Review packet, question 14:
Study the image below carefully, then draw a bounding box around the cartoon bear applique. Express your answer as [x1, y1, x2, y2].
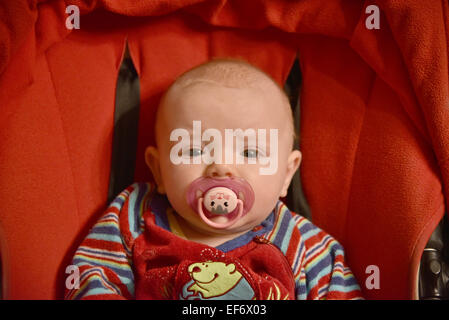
[180, 261, 255, 300]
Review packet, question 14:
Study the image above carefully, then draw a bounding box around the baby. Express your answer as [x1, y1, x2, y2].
[65, 59, 362, 300]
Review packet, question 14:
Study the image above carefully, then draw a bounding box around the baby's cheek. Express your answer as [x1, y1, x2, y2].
[250, 177, 282, 205]
[164, 161, 201, 183]
[251, 168, 284, 191]
[163, 164, 204, 201]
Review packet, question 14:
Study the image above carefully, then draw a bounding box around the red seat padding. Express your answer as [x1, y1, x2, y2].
[0, 0, 447, 299]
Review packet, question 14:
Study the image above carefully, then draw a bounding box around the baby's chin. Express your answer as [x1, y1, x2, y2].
[182, 209, 264, 236]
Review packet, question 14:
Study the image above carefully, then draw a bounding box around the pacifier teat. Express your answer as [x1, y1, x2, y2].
[203, 187, 238, 215]
[185, 177, 255, 229]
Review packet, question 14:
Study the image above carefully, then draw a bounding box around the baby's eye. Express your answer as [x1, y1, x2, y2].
[242, 149, 258, 158]
[187, 148, 202, 157]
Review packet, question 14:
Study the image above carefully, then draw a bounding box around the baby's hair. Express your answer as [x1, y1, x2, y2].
[157, 58, 297, 148]
[174, 58, 279, 89]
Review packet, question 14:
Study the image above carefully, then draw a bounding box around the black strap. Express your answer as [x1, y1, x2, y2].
[284, 57, 311, 220]
[108, 45, 140, 203]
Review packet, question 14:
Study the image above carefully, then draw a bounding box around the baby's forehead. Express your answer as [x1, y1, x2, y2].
[168, 79, 279, 108]
[164, 62, 288, 114]
[155, 60, 295, 145]
[164, 80, 288, 126]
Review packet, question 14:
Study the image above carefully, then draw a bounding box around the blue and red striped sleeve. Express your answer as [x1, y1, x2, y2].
[264, 203, 362, 300]
[292, 215, 363, 300]
[64, 183, 154, 300]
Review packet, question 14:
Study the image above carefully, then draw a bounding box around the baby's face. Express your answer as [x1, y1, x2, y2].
[146, 80, 301, 235]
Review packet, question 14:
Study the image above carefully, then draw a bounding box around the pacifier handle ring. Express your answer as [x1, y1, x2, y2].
[197, 197, 244, 229]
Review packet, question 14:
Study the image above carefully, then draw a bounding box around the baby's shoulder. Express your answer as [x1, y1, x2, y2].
[105, 182, 157, 242]
[293, 213, 342, 246]
[290, 215, 348, 278]
[108, 182, 156, 216]
[268, 204, 346, 265]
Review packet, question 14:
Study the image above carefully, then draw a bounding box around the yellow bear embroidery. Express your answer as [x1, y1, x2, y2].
[186, 261, 243, 298]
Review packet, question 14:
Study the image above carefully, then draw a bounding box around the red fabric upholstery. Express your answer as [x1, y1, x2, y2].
[0, 0, 447, 299]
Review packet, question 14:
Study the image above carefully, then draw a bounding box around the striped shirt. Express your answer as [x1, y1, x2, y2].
[65, 182, 362, 300]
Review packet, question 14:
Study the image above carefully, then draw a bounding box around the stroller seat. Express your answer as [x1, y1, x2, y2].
[0, 0, 448, 299]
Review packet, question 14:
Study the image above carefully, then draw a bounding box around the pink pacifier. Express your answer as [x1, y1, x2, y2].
[186, 177, 255, 229]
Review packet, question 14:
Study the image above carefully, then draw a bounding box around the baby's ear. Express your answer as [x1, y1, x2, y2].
[145, 146, 165, 194]
[280, 150, 302, 198]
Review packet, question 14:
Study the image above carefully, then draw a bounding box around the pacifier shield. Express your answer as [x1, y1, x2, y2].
[185, 177, 255, 229]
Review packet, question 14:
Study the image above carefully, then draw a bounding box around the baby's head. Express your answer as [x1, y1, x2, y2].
[145, 59, 301, 236]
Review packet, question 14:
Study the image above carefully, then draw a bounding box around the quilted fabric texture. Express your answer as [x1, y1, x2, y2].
[0, 0, 447, 299]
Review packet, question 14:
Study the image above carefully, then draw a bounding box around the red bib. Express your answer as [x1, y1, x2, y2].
[133, 212, 295, 300]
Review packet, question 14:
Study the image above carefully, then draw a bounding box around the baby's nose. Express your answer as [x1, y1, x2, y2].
[206, 164, 234, 178]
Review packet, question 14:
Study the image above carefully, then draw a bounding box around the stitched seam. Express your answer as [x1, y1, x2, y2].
[443, 0, 449, 93]
[341, 72, 376, 245]
[441, 0, 449, 166]
[44, 50, 82, 228]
